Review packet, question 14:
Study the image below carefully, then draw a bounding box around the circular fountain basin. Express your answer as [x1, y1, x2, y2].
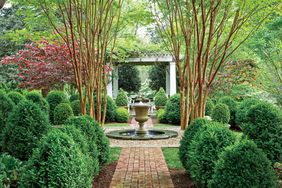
[106, 129, 178, 140]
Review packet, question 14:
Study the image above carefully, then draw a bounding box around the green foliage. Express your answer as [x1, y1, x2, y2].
[115, 107, 129, 123]
[157, 109, 167, 123]
[205, 99, 214, 116]
[162, 148, 183, 169]
[65, 116, 110, 166]
[218, 96, 238, 126]
[2, 100, 50, 160]
[69, 93, 80, 102]
[236, 98, 262, 125]
[95, 96, 117, 122]
[7, 91, 24, 105]
[148, 64, 166, 91]
[179, 118, 209, 170]
[0, 153, 23, 188]
[209, 139, 279, 188]
[187, 122, 236, 187]
[165, 94, 181, 124]
[54, 103, 74, 125]
[47, 90, 69, 124]
[59, 125, 99, 177]
[116, 89, 128, 106]
[154, 87, 167, 106]
[118, 64, 141, 93]
[71, 100, 81, 116]
[0, 90, 14, 145]
[242, 103, 282, 163]
[212, 103, 230, 124]
[108, 147, 122, 164]
[25, 91, 49, 113]
[19, 129, 92, 188]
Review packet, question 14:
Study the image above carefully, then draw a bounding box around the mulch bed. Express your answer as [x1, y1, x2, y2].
[92, 162, 117, 188]
[169, 169, 196, 188]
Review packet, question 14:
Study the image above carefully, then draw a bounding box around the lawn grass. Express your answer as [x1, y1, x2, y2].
[108, 147, 122, 164]
[104, 123, 129, 128]
[154, 123, 180, 128]
[162, 147, 183, 169]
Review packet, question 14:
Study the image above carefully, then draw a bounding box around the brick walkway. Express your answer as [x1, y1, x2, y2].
[110, 147, 174, 188]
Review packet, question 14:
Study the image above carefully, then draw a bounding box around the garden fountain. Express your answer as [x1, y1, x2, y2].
[106, 102, 178, 140]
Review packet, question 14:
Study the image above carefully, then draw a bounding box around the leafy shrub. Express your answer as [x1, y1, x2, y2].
[116, 89, 128, 106]
[236, 98, 261, 125]
[70, 93, 80, 102]
[116, 107, 129, 123]
[157, 109, 167, 123]
[187, 122, 236, 187]
[47, 90, 69, 124]
[65, 116, 109, 166]
[19, 130, 92, 188]
[218, 96, 238, 126]
[165, 94, 181, 124]
[179, 118, 209, 170]
[7, 91, 24, 105]
[0, 90, 14, 146]
[71, 100, 81, 116]
[25, 91, 49, 113]
[54, 103, 74, 125]
[242, 103, 282, 163]
[59, 125, 99, 176]
[0, 153, 23, 188]
[205, 99, 214, 116]
[94, 95, 117, 122]
[212, 103, 230, 124]
[209, 139, 279, 188]
[2, 100, 50, 160]
[154, 87, 167, 106]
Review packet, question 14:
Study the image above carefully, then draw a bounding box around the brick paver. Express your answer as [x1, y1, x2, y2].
[110, 147, 174, 188]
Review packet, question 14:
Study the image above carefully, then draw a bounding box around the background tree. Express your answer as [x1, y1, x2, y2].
[148, 64, 166, 91]
[118, 64, 141, 93]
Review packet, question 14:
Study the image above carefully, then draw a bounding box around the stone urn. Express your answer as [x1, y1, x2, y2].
[132, 102, 150, 135]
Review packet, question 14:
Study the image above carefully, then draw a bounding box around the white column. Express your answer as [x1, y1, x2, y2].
[112, 66, 119, 99]
[166, 64, 170, 96]
[107, 70, 113, 98]
[169, 62, 177, 96]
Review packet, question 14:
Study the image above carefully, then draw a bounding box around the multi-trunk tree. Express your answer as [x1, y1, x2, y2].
[152, 0, 278, 130]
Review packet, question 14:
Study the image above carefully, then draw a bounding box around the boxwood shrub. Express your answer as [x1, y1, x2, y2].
[242, 103, 282, 163]
[212, 103, 230, 124]
[94, 95, 117, 122]
[154, 87, 167, 107]
[59, 125, 99, 176]
[116, 107, 129, 123]
[179, 118, 209, 170]
[2, 100, 50, 160]
[0, 153, 23, 188]
[47, 91, 69, 124]
[205, 99, 214, 116]
[187, 122, 236, 187]
[218, 96, 237, 126]
[157, 109, 167, 123]
[165, 94, 181, 124]
[25, 91, 49, 114]
[116, 89, 128, 106]
[65, 116, 109, 166]
[236, 98, 262, 125]
[7, 91, 24, 105]
[209, 139, 278, 188]
[70, 93, 80, 102]
[19, 130, 92, 188]
[54, 103, 74, 125]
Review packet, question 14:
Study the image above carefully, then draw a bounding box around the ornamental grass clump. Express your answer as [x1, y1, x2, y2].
[209, 139, 279, 188]
[2, 100, 50, 160]
[179, 118, 209, 170]
[115, 107, 129, 123]
[242, 103, 282, 163]
[19, 130, 92, 188]
[212, 103, 230, 124]
[7, 91, 24, 105]
[116, 89, 128, 107]
[54, 103, 73, 125]
[187, 122, 236, 187]
[154, 87, 167, 107]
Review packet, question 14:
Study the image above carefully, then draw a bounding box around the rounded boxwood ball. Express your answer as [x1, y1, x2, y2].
[25, 91, 49, 114]
[47, 91, 69, 124]
[19, 129, 92, 188]
[209, 139, 279, 188]
[218, 96, 237, 126]
[54, 103, 73, 125]
[236, 98, 261, 125]
[179, 118, 209, 170]
[116, 89, 128, 106]
[7, 91, 24, 105]
[2, 100, 50, 160]
[187, 122, 236, 187]
[165, 94, 181, 124]
[205, 99, 214, 116]
[116, 107, 129, 123]
[69, 93, 80, 102]
[212, 103, 230, 124]
[157, 109, 167, 123]
[154, 87, 167, 107]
